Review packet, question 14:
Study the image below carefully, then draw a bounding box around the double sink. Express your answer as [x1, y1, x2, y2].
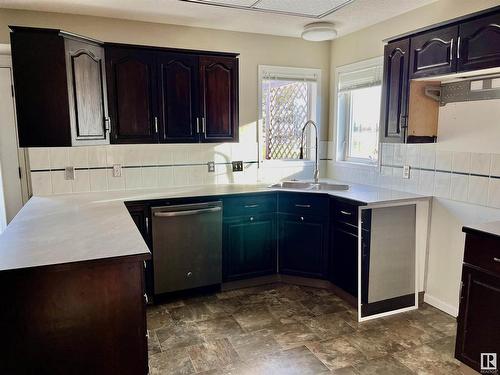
[270, 181, 350, 191]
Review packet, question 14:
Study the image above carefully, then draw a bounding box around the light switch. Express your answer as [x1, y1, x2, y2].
[403, 165, 411, 179]
[64, 166, 75, 180]
[207, 161, 215, 173]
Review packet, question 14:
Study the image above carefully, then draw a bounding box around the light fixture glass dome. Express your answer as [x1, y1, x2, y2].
[301, 22, 338, 41]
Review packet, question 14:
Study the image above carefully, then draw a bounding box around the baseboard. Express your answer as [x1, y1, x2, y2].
[424, 293, 459, 317]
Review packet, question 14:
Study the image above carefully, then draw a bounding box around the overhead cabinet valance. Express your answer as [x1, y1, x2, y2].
[9, 27, 239, 147]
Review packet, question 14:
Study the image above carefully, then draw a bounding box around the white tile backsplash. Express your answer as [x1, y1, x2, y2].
[72, 169, 90, 193]
[124, 168, 142, 190]
[491, 154, 500, 177]
[49, 148, 70, 169]
[450, 174, 469, 202]
[90, 169, 108, 192]
[468, 176, 489, 206]
[69, 147, 88, 168]
[470, 152, 491, 176]
[451, 152, 470, 173]
[31, 171, 52, 195]
[433, 172, 451, 198]
[488, 179, 500, 208]
[51, 171, 72, 194]
[28, 148, 50, 170]
[435, 150, 452, 171]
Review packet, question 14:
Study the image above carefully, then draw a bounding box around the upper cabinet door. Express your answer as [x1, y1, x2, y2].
[409, 26, 458, 79]
[458, 13, 500, 72]
[380, 39, 410, 143]
[158, 53, 199, 143]
[106, 47, 158, 144]
[199, 56, 239, 143]
[65, 39, 109, 145]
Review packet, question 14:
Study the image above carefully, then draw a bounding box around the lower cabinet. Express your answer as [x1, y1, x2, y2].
[455, 230, 500, 372]
[278, 213, 329, 279]
[223, 213, 277, 282]
[330, 224, 358, 297]
[456, 265, 500, 371]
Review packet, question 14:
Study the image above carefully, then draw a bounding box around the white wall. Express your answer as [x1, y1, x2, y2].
[327, 0, 500, 316]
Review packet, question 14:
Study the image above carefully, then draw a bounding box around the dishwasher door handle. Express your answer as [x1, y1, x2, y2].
[153, 206, 222, 218]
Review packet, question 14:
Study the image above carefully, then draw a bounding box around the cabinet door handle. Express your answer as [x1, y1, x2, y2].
[449, 38, 454, 61]
[202, 117, 206, 134]
[457, 36, 461, 59]
[244, 204, 259, 208]
[144, 293, 148, 304]
[494, 257, 500, 263]
[196, 117, 200, 134]
[154, 117, 158, 133]
[340, 210, 352, 216]
[295, 204, 311, 208]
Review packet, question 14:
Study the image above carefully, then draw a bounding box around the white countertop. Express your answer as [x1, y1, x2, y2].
[0, 180, 428, 272]
[463, 220, 500, 238]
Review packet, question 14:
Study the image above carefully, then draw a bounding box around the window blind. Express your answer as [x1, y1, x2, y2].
[338, 65, 382, 92]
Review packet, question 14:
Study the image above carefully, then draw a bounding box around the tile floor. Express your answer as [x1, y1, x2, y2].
[147, 283, 463, 374]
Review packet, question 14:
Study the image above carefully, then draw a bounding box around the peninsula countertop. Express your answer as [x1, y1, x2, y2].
[0, 180, 429, 272]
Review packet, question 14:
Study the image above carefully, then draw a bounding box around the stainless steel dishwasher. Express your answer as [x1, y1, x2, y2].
[151, 201, 222, 294]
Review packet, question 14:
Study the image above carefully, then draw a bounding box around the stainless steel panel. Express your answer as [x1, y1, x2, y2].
[152, 202, 222, 294]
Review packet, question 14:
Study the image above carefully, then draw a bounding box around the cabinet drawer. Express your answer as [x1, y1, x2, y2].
[223, 193, 276, 217]
[333, 200, 359, 226]
[278, 192, 329, 217]
[464, 234, 500, 275]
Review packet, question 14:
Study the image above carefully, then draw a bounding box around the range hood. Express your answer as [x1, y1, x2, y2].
[417, 68, 500, 106]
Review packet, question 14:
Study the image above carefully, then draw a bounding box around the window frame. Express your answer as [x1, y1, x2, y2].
[257, 65, 322, 164]
[334, 56, 383, 167]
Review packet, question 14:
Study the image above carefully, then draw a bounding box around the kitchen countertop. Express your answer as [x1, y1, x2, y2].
[0, 180, 429, 272]
[463, 221, 500, 239]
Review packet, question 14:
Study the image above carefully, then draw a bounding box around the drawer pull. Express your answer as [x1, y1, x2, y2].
[244, 204, 259, 208]
[300, 216, 304, 221]
[494, 257, 500, 263]
[340, 210, 352, 216]
[250, 216, 254, 221]
[295, 204, 311, 208]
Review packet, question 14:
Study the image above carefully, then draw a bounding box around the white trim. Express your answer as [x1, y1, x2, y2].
[333, 56, 383, 166]
[424, 293, 459, 317]
[257, 65, 322, 165]
[357, 199, 427, 322]
[0, 44, 11, 56]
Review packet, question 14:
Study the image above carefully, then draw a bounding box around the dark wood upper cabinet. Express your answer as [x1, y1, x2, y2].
[65, 39, 109, 145]
[380, 39, 410, 143]
[158, 53, 200, 143]
[10, 26, 109, 147]
[199, 56, 239, 143]
[106, 47, 158, 144]
[409, 26, 458, 79]
[458, 12, 500, 72]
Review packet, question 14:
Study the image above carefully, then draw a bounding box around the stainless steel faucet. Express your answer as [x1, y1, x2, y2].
[299, 120, 319, 184]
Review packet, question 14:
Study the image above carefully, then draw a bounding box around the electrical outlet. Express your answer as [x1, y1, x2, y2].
[232, 161, 243, 172]
[403, 165, 411, 179]
[64, 166, 75, 180]
[113, 164, 122, 177]
[207, 161, 215, 173]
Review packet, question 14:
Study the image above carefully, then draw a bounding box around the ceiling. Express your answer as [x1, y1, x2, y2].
[0, 0, 438, 38]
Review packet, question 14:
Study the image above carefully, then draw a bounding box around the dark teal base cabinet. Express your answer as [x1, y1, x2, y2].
[223, 213, 277, 282]
[331, 224, 358, 297]
[278, 213, 329, 279]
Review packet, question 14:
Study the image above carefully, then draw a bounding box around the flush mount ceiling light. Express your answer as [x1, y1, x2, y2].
[301, 22, 338, 41]
[180, 0, 355, 19]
